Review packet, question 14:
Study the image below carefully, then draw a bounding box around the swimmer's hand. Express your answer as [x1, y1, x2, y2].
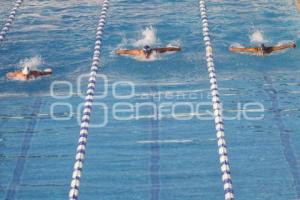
[287, 42, 296, 48]
[291, 42, 296, 48]
[6, 72, 14, 79]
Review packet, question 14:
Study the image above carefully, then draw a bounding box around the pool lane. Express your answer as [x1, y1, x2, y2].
[206, 0, 300, 199]
[264, 74, 300, 198]
[5, 98, 43, 200]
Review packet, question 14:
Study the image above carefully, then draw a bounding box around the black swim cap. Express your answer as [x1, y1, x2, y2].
[261, 43, 266, 48]
[143, 45, 151, 54]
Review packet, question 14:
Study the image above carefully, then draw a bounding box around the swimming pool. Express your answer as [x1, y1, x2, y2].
[1, 0, 300, 199]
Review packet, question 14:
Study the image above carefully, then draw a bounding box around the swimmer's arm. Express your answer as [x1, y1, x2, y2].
[115, 49, 143, 56]
[31, 70, 52, 77]
[39, 71, 52, 76]
[229, 46, 259, 53]
[153, 47, 181, 53]
[6, 71, 17, 77]
[296, 0, 300, 11]
[6, 71, 27, 80]
[270, 43, 296, 52]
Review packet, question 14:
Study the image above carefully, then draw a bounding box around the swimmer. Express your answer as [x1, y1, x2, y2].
[229, 42, 296, 56]
[6, 66, 52, 81]
[115, 45, 181, 59]
[296, 0, 300, 11]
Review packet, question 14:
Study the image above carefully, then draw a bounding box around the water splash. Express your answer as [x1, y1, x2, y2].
[19, 55, 43, 71]
[133, 26, 159, 47]
[230, 42, 244, 48]
[276, 40, 294, 46]
[166, 40, 182, 55]
[250, 30, 266, 44]
[166, 40, 181, 48]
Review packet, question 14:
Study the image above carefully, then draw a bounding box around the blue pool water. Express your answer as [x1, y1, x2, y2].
[1, 0, 300, 199]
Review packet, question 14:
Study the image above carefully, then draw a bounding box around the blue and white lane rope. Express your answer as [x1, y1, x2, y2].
[69, 1, 110, 199]
[198, 1, 234, 200]
[0, 0, 24, 43]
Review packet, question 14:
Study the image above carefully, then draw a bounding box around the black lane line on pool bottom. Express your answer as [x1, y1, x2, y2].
[5, 98, 43, 200]
[264, 75, 300, 197]
[0, 118, 8, 193]
[150, 86, 160, 200]
[0, 104, 30, 193]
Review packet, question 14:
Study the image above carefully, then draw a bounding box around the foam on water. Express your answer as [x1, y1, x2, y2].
[165, 40, 182, 55]
[166, 40, 181, 48]
[19, 55, 43, 71]
[276, 40, 295, 46]
[230, 42, 244, 48]
[133, 26, 159, 47]
[250, 30, 267, 44]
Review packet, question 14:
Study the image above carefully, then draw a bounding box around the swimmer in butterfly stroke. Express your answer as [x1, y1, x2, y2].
[6, 66, 52, 81]
[229, 42, 296, 56]
[115, 45, 181, 59]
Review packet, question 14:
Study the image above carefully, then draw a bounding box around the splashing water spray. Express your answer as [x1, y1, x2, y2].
[19, 55, 43, 71]
[250, 30, 266, 44]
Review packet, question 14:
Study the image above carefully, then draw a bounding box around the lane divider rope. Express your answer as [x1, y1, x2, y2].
[198, 1, 234, 200]
[68, 0, 110, 199]
[0, 0, 24, 43]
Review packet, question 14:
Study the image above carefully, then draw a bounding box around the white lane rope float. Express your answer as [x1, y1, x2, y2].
[68, 0, 110, 199]
[198, 1, 234, 200]
[0, 0, 24, 43]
